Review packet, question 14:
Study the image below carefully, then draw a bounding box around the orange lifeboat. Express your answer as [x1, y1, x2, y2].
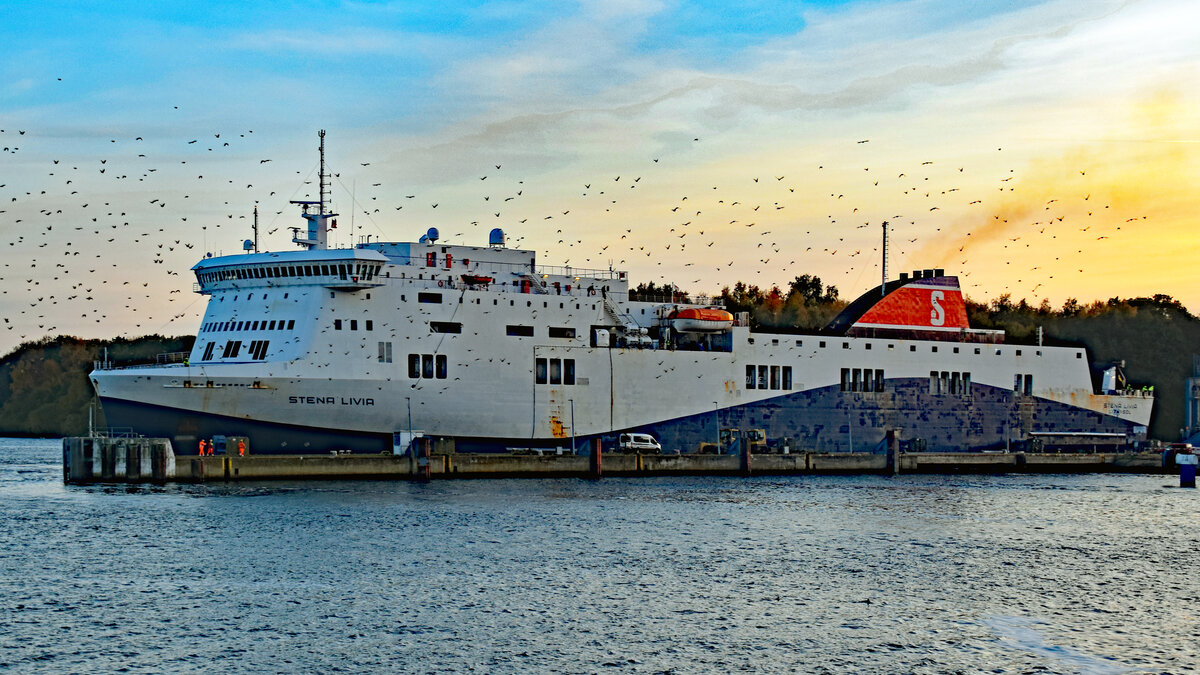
[668, 308, 734, 333]
[460, 274, 494, 286]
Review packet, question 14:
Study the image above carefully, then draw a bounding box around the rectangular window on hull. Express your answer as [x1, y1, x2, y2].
[770, 365, 780, 390]
[223, 340, 241, 359]
[408, 354, 420, 379]
[782, 366, 792, 391]
[564, 359, 576, 385]
[436, 354, 447, 379]
[248, 340, 269, 360]
[875, 369, 885, 392]
[550, 359, 562, 385]
[202, 342, 215, 361]
[535, 358, 547, 385]
[548, 327, 576, 339]
[422, 354, 434, 379]
[507, 325, 534, 337]
[758, 365, 768, 390]
[841, 368, 851, 392]
[431, 322, 462, 334]
[746, 365, 756, 389]
[418, 292, 442, 304]
[378, 342, 392, 363]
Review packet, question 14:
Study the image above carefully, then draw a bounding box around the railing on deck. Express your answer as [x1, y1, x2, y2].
[92, 352, 189, 372]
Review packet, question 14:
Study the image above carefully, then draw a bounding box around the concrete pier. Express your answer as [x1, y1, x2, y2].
[63, 437, 1169, 485]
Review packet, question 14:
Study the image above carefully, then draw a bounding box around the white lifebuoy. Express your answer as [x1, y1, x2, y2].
[437, 280, 444, 287]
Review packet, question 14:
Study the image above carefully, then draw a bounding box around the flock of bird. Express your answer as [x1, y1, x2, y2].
[0, 124, 1143, 352]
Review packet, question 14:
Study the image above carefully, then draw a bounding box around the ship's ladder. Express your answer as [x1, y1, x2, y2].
[602, 295, 640, 329]
[519, 273, 551, 294]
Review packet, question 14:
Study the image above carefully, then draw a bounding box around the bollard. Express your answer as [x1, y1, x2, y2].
[1179, 452, 1197, 488]
[589, 438, 603, 478]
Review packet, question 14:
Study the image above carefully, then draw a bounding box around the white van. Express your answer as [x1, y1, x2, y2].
[618, 433, 662, 454]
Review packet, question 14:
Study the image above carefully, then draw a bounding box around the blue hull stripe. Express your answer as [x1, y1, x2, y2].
[101, 378, 1140, 456]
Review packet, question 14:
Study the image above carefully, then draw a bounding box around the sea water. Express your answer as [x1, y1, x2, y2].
[0, 437, 1195, 673]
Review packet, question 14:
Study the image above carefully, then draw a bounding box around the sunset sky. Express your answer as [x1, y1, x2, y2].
[1, 0, 1198, 353]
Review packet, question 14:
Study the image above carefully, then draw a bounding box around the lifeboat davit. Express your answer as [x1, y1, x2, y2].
[669, 308, 734, 333]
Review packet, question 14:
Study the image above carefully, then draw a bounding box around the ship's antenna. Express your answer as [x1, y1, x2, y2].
[881, 220, 889, 297]
[253, 205, 259, 253]
[318, 129, 328, 215]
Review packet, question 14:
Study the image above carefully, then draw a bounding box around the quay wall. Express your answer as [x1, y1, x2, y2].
[62, 437, 1168, 484]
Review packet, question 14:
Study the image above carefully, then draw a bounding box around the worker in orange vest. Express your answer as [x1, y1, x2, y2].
[237, 439, 245, 457]
[198, 439, 207, 456]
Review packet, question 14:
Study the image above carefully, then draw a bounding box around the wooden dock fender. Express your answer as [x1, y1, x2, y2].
[589, 438, 602, 478]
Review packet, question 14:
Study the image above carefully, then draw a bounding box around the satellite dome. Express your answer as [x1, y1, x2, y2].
[243, 239, 254, 251]
[426, 227, 439, 243]
[489, 228, 506, 248]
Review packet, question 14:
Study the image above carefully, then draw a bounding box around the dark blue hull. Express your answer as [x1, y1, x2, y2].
[101, 378, 1143, 457]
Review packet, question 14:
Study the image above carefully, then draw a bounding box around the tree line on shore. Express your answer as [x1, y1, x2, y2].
[1, 277, 1196, 440]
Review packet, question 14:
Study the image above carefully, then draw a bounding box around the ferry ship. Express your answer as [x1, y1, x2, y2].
[90, 132, 1154, 456]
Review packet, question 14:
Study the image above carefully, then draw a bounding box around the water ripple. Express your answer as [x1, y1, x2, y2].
[1, 438, 1195, 673]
